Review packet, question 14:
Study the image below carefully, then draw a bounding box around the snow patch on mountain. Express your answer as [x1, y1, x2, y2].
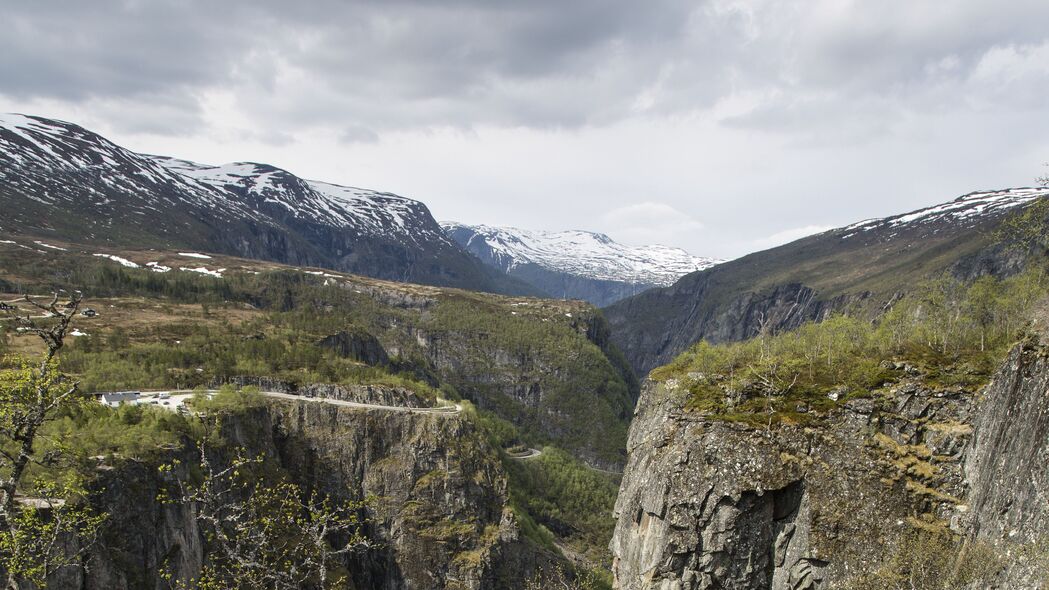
[152, 156, 447, 244]
[443, 223, 720, 286]
[0, 113, 244, 216]
[839, 187, 1049, 237]
[0, 114, 451, 248]
[93, 253, 140, 268]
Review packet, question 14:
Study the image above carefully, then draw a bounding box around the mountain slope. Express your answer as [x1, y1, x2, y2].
[443, 222, 719, 306]
[605, 187, 1049, 377]
[0, 113, 536, 295]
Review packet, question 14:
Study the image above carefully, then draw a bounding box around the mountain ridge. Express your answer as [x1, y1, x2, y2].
[0, 112, 537, 296]
[604, 185, 1049, 377]
[443, 222, 720, 306]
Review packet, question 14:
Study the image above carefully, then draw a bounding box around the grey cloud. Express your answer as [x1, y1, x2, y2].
[339, 125, 380, 144]
[0, 0, 727, 133]
[4, 0, 1049, 140]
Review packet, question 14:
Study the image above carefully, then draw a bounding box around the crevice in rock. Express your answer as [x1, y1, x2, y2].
[768, 479, 824, 590]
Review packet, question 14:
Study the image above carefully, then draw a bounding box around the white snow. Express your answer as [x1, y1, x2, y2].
[33, 241, 67, 251]
[180, 266, 223, 278]
[1, 115, 253, 217]
[146, 262, 171, 273]
[3, 115, 445, 250]
[177, 252, 212, 259]
[69, 329, 89, 337]
[442, 223, 722, 287]
[151, 156, 438, 242]
[93, 253, 140, 268]
[840, 187, 1049, 237]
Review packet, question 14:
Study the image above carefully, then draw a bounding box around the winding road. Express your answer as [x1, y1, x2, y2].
[506, 447, 543, 460]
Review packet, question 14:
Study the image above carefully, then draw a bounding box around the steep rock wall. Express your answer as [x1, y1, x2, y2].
[963, 330, 1049, 588]
[609, 375, 979, 589]
[605, 279, 861, 378]
[611, 326, 1049, 589]
[75, 399, 553, 589]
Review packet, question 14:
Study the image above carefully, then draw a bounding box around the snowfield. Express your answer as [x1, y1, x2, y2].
[443, 223, 721, 287]
[839, 187, 1049, 237]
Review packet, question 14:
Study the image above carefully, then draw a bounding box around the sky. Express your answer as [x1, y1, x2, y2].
[3, 0, 1049, 259]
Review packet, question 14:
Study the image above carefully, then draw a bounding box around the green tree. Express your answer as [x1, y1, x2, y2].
[160, 443, 372, 590]
[525, 564, 607, 590]
[965, 276, 1001, 352]
[0, 293, 106, 588]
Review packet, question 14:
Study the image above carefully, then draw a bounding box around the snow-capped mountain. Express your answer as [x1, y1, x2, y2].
[443, 223, 720, 306]
[0, 113, 532, 295]
[835, 187, 1049, 239]
[151, 157, 448, 246]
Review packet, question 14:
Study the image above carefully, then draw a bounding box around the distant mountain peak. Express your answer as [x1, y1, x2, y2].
[442, 222, 721, 305]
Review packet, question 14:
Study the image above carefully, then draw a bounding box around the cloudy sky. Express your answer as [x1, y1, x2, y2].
[3, 0, 1049, 259]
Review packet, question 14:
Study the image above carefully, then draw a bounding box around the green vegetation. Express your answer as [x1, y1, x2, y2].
[526, 564, 610, 590]
[0, 253, 635, 578]
[842, 530, 1002, 590]
[0, 294, 107, 588]
[60, 312, 440, 397]
[505, 448, 619, 564]
[653, 268, 1049, 426]
[1, 250, 636, 463]
[40, 401, 198, 461]
[427, 294, 634, 465]
[189, 385, 266, 414]
[461, 400, 619, 569]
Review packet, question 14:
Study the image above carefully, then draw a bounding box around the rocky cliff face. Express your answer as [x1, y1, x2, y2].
[610, 331, 1049, 589]
[328, 282, 638, 469]
[963, 321, 1049, 588]
[74, 398, 554, 589]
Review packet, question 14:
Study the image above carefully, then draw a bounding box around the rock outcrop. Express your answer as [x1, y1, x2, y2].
[317, 328, 392, 366]
[74, 397, 555, 589]
[963, 326, 1049, 588]
[609, 335, 1049, 589]
[610, 383, 927, 589]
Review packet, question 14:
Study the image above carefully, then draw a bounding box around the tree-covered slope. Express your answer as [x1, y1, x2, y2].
[0, 238, 636, 468]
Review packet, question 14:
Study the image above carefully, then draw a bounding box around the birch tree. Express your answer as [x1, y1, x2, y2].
[0, 292, 105, 588]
